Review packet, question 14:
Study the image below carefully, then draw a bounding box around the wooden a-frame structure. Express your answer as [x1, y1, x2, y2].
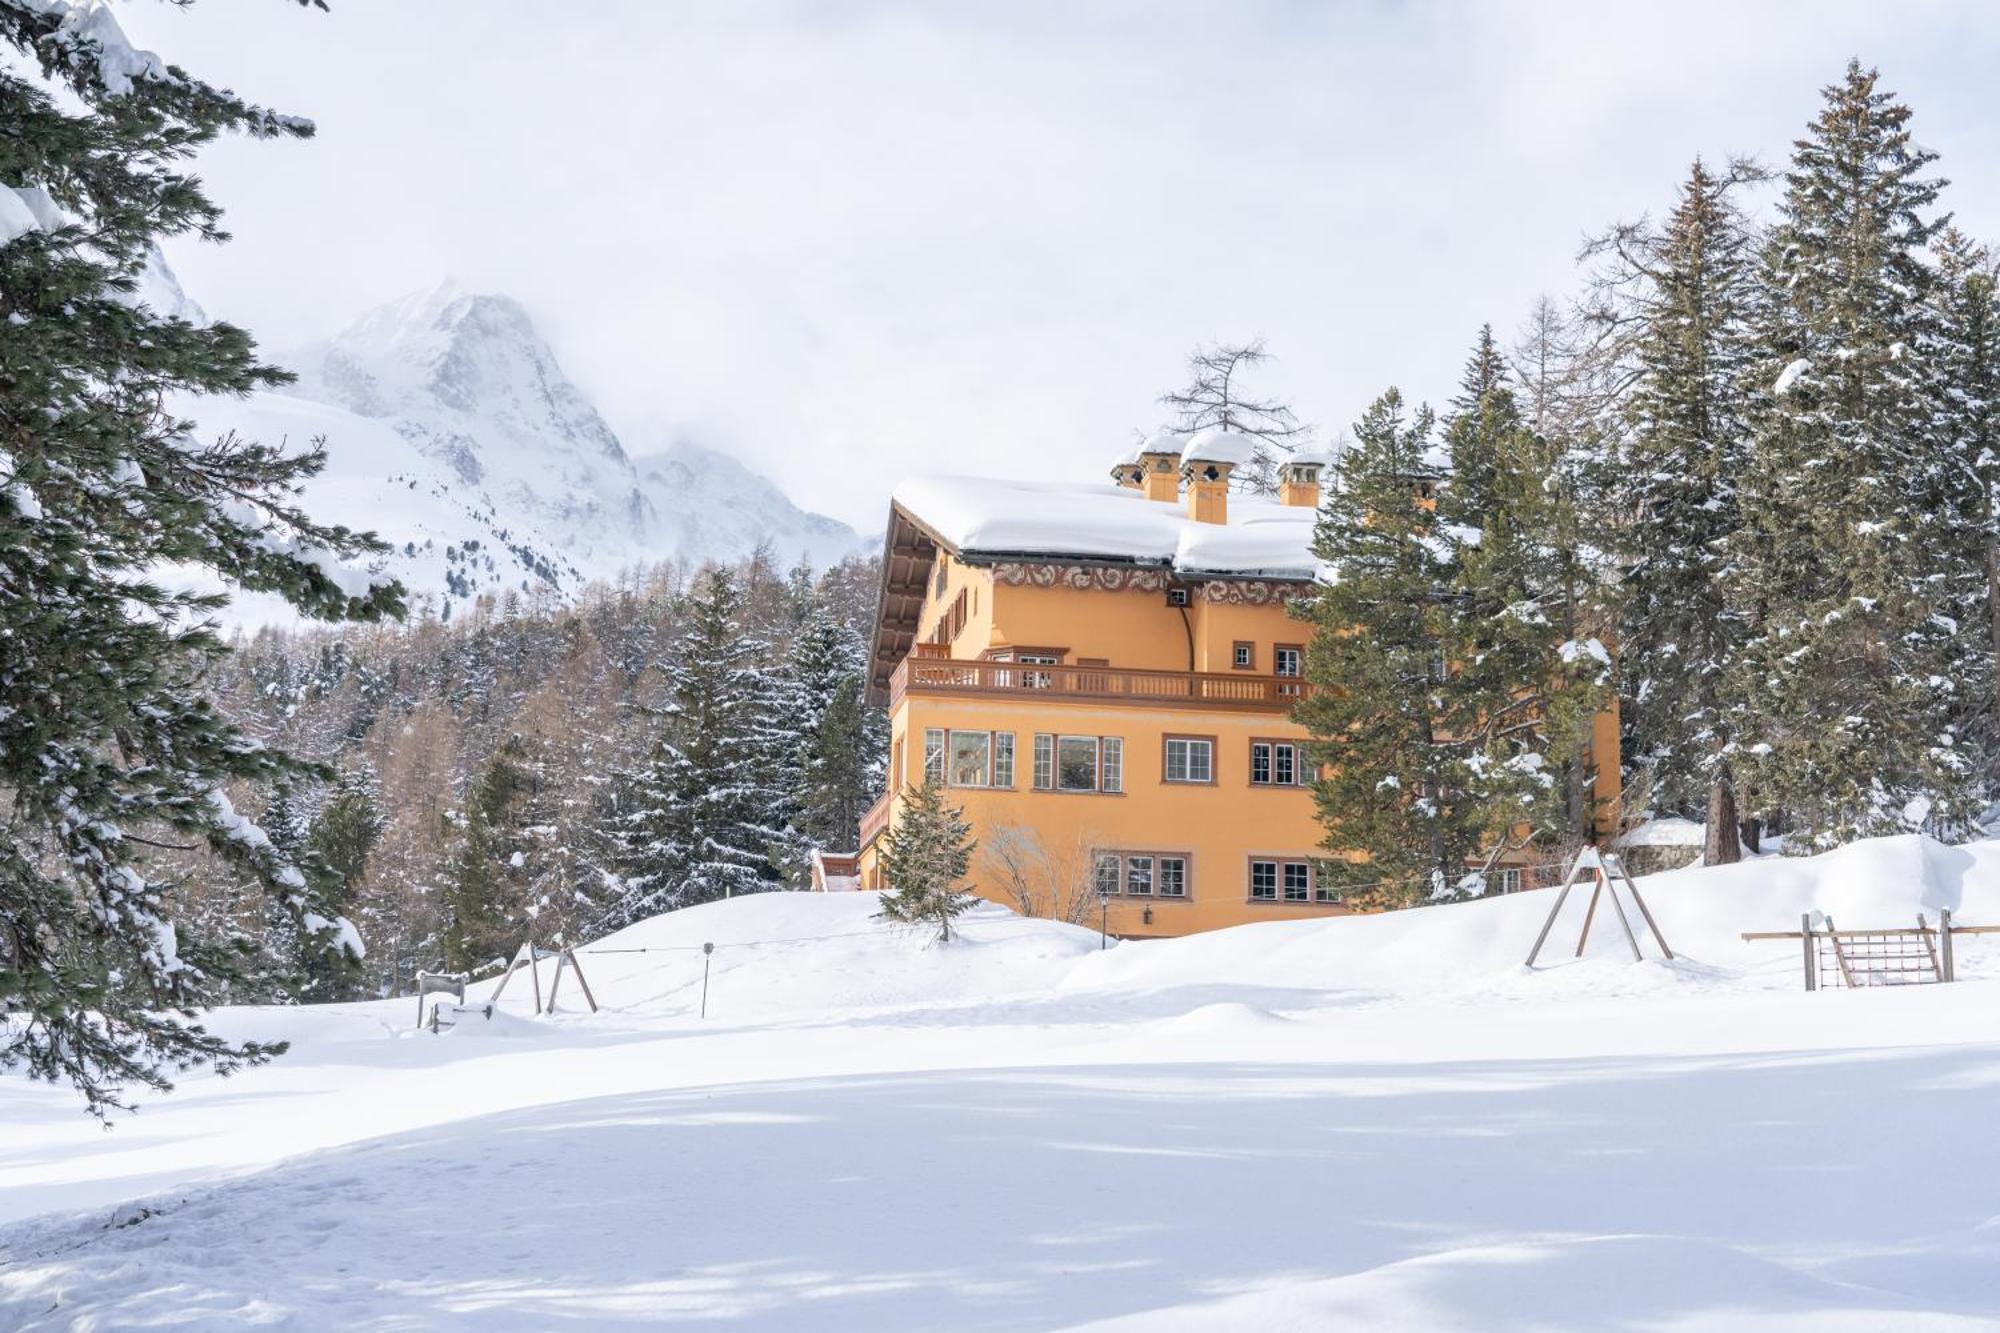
[489, 940, 599, 1015]
[1525, 847, 1673, 967]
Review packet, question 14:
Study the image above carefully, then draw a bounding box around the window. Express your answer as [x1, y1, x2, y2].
[1095, 851, 1191, 899]
[1037, 734, 1123, 793]
[1274, 645, 1304, 697]
[1314, 876, 1342, 904]
[923, 728, 946, 785]
[929, 728, 1015, 788]
[1232, 641, 1255, 670]
[949, 731, 991, 787]
[1251, 740, 1308, 787]
[1491, 866, 1521, 894]
[1250, 858, 1317, 903]
[1163, 736, 1214, 784]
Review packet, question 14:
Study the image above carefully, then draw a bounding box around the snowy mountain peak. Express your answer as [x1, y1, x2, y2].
[178, 279, 862, 624]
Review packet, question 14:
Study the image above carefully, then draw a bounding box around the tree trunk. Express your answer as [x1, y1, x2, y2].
[1738, 816, 1762, 856]
[1704, 779, 1741, 865]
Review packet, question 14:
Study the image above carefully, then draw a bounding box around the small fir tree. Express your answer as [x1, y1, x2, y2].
[875, 782, 978, 944]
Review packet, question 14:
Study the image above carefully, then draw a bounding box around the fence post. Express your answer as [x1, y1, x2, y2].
[1942, 907, 1955, 983]
[1801, 912, 1816, 992]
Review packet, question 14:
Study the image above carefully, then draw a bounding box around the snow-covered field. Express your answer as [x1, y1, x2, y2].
[5, 836, 2000, 1330]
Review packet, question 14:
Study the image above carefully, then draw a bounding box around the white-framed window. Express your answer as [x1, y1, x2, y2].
[1250, 858, 1316, 903]
[1274, 646, 1303, 677]
[1232, 641, 1255, 669]
[1164, 737, 1214, 784]
[1491, 866, 1521, 894]
[1037, 734, 1123, 793]
[926, 727, 1015, 788]
[923, 728, 946, 785]
[1095, 851, 1191, 899]
[1250, 741, 1307, 787]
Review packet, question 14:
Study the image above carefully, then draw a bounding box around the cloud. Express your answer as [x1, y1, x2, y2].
[135, 0, 2000, 529]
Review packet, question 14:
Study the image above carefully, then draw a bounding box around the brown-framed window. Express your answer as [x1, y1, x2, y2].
[1094, 850, 1191, 898]
[1162, 734, 1215, 784]
[1231, 641, 1256, 670]
[1034, 734, 1123, 793]
[923, 727, 1016, 788]
[1250, 739, 1309, 787]
[1248, 856, 1318, 903]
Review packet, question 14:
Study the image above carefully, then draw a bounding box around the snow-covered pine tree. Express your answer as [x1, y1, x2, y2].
[1158, 339, 1309, 494]
[1931, 228, 2000, 763]
[1730, 60, 1980, 850]
[607, 568, 784, 925]
[778, 599, 884, 876]
[1439, 326, 1516, 528]
[1587, 159, 1761, 862]
[0, 1, 403, 1114]
[875, 782, 978, 944]
[1294, 389, 1482, 908]
[305, 764, 382, 999]
[441, 737, 529, 972]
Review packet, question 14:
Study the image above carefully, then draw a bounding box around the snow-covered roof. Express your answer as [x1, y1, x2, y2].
[1110, 442, 1144, 469]
[1140, 429, 1188, 457]
[889, 475, 1318, 581]
[1181, 429, 1259, 469]
[1286, 446, 1338, 469]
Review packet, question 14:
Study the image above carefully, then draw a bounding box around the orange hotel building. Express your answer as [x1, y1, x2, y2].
[854, 430, 1621, 939]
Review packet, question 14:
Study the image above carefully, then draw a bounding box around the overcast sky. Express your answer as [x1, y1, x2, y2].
[129, 0, 2000, 531]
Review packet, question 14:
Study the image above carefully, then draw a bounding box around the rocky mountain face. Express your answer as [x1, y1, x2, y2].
[183, 282, 862, 623]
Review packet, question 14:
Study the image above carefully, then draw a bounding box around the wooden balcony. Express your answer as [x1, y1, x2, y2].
[859, 791, 892, 849]
[888, 657, 1311, 712]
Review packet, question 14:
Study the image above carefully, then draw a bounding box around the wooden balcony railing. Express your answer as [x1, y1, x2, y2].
[889, 657, 1311, 712]
[858, 791, 892, 849]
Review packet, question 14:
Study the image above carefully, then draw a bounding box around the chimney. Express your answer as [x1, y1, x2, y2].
[1137, 430, 1185, 504]
[1278, 447, 1336, 509]
[1179, 430, 1253, 525]
[1108, 446, 1144, 490]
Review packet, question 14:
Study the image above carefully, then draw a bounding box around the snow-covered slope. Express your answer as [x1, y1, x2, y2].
[6, 837, 2000, 1330]
[175, 282, 861, 622]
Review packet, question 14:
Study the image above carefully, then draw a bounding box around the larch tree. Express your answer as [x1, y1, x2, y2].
[1730, 59, 1980, 850]
[1158, 339, 1310, 494]
[0, 0, 404, 1115]
[1587, 159, 1762, 864]
[875, 782, 978, 944]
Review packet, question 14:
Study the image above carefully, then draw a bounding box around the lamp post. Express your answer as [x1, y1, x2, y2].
[1099, 892, 1109, 950]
